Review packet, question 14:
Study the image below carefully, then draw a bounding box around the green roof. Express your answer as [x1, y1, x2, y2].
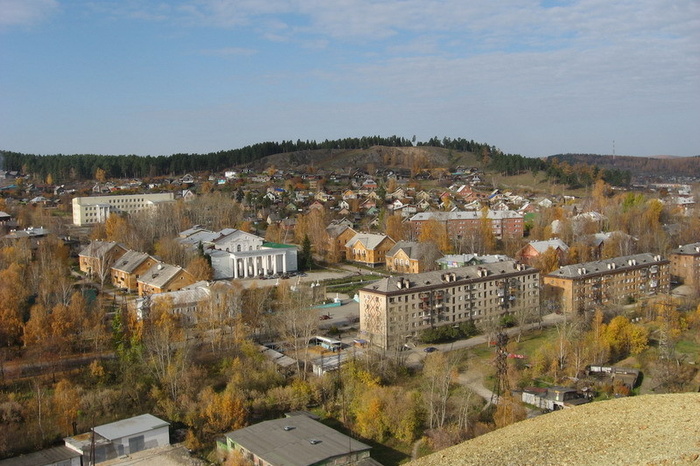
[263, 242, 296, 249]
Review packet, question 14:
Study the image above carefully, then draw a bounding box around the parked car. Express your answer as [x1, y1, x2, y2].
[423, 346, 439, 353]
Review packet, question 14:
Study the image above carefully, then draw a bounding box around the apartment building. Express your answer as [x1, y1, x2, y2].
[359, 260, 540, 350]
[72, 193, 175, 226]
[669, 242, 700, 288]
[543, 253, 670, 314]
[408, 210, 524, 240]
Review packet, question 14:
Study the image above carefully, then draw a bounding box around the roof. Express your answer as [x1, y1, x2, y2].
[224, 414, 371, 466]
[409, 210, 523, 222]
[524, 239, 569, 254]
[111, 250, 155, 273]
[0, 446, 81, 466]
[139, 263, 188, 288]
[387, 241, 437, 260]
[546, 253, 667, 279]
[671, 242, 700, 255]
[361, 260, 535, 294]
[345, 233, 392, 250]
[79, 240, 124, 258]
[93, 414, 169, 441]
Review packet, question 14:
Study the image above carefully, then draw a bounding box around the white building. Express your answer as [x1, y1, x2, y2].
[72, 193, 175, 226]
[178, 227, 298, 279]
[64, 414, 169, 463]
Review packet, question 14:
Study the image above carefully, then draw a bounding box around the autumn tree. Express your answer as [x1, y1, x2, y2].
[385, 214, 405, 242]
[273, 284, 319, 380]
[418, 218, 451, 254]
[0, 263, 30, 347]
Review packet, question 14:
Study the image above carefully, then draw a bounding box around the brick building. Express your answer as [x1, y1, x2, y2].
[669, 242, 700, 288]
[408, 210, 524, 240]
[543, 253, 670, 314]
[359, 261, 540, 350]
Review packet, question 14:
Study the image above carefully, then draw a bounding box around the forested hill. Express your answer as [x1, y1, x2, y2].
[549, 153, 700, 180]
[1, 136, 628, 188]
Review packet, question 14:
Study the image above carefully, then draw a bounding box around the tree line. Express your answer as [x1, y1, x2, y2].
[2, 136, 631, 188]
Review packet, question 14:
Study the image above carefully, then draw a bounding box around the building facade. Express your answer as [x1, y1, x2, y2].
[359, 261, 540, 350]
[72, 193, 175, 226]
[543, 253, 670, 314]
[345, 233, 396, 267]
[385, 241, 440, 274]
[137, 263, 196, 296]
[79, 241, 128, 278]
[111, 250, 159, 291]
[408, 210, 524, 240]
[669, 242, 700, 288]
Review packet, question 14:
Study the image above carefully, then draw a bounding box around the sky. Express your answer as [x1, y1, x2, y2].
[1, 0, 698, 159]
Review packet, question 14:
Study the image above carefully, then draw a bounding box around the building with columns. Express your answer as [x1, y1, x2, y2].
[178, 227, 298, 279]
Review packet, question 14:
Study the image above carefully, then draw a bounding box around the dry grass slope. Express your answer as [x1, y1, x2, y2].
[410, 393, 700, 466]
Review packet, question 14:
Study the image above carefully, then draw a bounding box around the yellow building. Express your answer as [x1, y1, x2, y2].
[543, 253, 670, 314]
[385, 241, 440, 274]
[345, 233, 396, 267]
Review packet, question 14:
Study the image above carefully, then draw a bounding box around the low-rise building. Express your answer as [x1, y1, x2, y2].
[72, 193, 175, 226]
[111, 250, 159, 291]
[64, 414, 169, 464]
[669, 242, 700, 288]
[517, 239, 569, 266]
[345, 233, 396, 267]
[0, 446, 81, 466]
[79, 240, 128, 279]
[385, 241, 440, 274]
[543, 253, 670, 314]
[137, 263, 196, 296]
[359, 261, 540, 350]
[219, 413, 374, 466]
[408, 210, 524, 240]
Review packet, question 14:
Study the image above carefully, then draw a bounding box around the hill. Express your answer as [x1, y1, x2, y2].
[549, 153, 700, 180]
[248, 145, 482, 173]
[410, 393, 700, 465]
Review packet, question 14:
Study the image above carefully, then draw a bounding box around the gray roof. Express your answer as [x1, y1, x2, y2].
[79, 240, 124, 258]
[547, 253, 666, 279]
[387, 241, 437, 260]
[525, 239, 569, 254]
[345, 233, 392, 250]
[225, 414, 371, 466]
[671, 242, 700, 255]
[362, 260, 534, 294]
[111, 250, 155, 273]
[0, 446, 81, 466]
[139, 263, 188, 288]
[437, 253, 511, 265]
[93, 414, 169, 441]
[409, 210, 523, 222]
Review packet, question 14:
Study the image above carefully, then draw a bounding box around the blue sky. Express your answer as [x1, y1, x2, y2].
[1, 0, 698, 158]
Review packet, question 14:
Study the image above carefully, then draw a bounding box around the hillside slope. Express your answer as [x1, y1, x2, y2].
[410, 393, 700, 465]
[249, 146, 482, 172]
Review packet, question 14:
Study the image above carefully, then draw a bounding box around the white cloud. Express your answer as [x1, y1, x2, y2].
[0, 0, 59, 27]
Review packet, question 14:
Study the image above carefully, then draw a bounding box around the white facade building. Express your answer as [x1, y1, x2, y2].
[72, 193, 175, 226]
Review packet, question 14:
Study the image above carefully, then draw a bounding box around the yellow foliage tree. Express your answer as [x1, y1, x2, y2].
[418, 218, 451, 253]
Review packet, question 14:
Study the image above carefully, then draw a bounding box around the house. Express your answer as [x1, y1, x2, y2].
[64, 414, 169, 464]
[219, 413, 374, 466]
[543, 253, 670, 314]
[326, 220, 357, 261]
[79, 241, 128, 278]
[385, 241, 440, 274]
[520, 387, 590, 411]
[135, 281, 221, 323]
[669, 242, 700, 287]
[137, 263, 196, 296]
[345, 233, 396, 267]
[111, 250, 159, 291]
[517, 239, 569, 267]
